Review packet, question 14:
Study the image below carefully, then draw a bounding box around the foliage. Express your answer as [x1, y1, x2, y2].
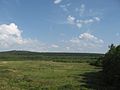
[0, 50, 107, 89]
[90, 57, 103, 67]
[0, 61, 100, 90]
[0, 51, 103, 63]
[102, 44, 120, 87]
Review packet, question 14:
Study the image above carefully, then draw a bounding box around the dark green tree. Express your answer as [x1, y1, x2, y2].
[102, 44, 120, 87]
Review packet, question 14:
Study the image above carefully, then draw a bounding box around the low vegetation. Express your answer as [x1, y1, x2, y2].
[0, 61, 101, 90]
[0, 51, 104, 90]
[0, 51, 103, 63]
[0, 46, 120, 90]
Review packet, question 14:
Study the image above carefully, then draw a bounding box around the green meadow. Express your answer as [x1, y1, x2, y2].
[0, 51, 104, 90]
[0, 61, 102, 90]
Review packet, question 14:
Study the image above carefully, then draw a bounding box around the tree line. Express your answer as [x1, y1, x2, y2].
[93, 44, 120, 88]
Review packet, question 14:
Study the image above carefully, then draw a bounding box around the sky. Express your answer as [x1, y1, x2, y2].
[0, 0, 120, 53]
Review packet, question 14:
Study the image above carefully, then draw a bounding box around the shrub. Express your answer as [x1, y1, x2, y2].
[90, 57, 103, 67]
[102, 44, 120, 87]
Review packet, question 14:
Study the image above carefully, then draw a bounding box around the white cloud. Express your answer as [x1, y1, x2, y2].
[70, 33, 104, 45]
[65, 3, 102, 29]
[0, 23, 47, 51]
[0, 23, 106, 53]
[70, 38, 80, 44]
[0, 23, 25, 47]
[82, 19, 94, 24]
[76, 23, 82, 28]
[67, 33, 104, 52]
[79, 33, 98, 41]
[76, 17, 100, 24]
[66, 47, 70, 50]
[51, 44, 59, 48]
[94, 17, 101, 21]
[79, 33, 104, 43]
[67, 15, 75, 24]
[54, 0, 62, 4]
[67, 15, 101, 29]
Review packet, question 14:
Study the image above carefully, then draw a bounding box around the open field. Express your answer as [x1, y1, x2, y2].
[0, 61, 102, 90]
[0, 51, 105, 90]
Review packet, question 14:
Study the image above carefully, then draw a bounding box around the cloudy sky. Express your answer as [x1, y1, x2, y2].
[0, 0, 120, 53]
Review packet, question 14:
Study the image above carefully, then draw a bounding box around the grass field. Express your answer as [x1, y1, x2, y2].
[0, 61, 101, 90]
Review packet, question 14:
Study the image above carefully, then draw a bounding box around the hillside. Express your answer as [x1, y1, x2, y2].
[0, 50, 104, 62]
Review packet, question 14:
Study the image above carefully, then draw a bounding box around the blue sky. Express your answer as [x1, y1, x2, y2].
[0, 0, 120, 53]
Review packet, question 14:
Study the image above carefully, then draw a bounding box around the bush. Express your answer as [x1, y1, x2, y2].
[102, 44, 120, 87]
[90, 57, 103, 67]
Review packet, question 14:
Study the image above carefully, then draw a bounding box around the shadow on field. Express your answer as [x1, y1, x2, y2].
[77, 71, 118, 90]
[79, 71, 104, 89]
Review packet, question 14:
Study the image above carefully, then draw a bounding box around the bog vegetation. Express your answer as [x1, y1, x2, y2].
[0, 44, 120, 90]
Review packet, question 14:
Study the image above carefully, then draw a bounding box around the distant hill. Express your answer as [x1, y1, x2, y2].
[0, 50, 104, 62]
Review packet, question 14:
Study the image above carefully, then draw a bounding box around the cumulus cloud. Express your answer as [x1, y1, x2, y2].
[70, 38, 80, 44]
[70, 33, 104, 48]
[67, 33, 104, 52]
[0, 23, 105, 53]
[50, 32, 105, 53]
[79, 33, 104, 43]
[54, 0, 62, 4]
[0, 23, 25, 47]
[0, 23, 47, 51]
